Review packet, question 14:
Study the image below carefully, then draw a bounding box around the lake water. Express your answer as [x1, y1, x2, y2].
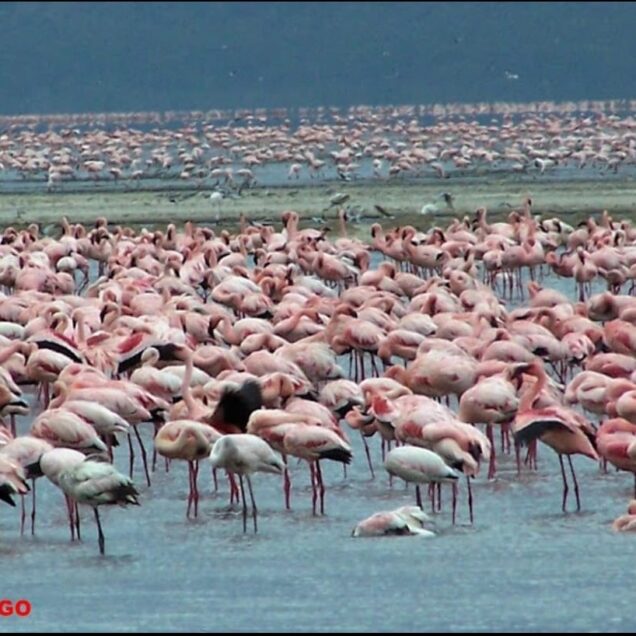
[1, 230, 635, 633]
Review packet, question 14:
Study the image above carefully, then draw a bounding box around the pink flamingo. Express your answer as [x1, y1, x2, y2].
[511, 361, 598, 511]
[0, 436, 54, 534]
[282, 424, 352, 515]
[612, 500, 636, 532]
[352, 505, 435, 537]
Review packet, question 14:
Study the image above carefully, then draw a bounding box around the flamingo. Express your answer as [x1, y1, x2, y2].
[0, 436, 54, 534]
[457, 364, 522, 478]
[384, 445, 460, 516]
[352, 505, 435, 538]
[612, 500, 636, 532]
[38, 448, 87, 541]
[58, 459, 140, 555]
[154, 347, 221, 517]
[154, 420, 220, 518]
[208, 433, 286, 532]
[0, 454, 29, 508]
[31, 408, 109, 453]
[511, 361, 598, 512]
[596, 418, 636, 496]
[282, 424, 352, 515]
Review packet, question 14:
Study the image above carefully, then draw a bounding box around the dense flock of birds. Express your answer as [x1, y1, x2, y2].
[2, 100, 636, 552]
[2, 191, 636, 554]
[1, 99, 636, 192]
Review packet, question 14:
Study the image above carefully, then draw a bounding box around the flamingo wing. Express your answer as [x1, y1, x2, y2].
[208, 380, 263, 434]
[512, 418, 570, 446]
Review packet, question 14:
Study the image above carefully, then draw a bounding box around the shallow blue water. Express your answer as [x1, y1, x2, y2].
[3, 414, 635, 633]
[1, 249, 635, 633]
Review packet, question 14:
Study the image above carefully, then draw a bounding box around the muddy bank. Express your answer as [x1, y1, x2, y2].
[1, 176, 636, 230]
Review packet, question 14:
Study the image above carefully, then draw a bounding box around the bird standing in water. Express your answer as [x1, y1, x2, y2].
[209, 433, 286, 533]
[57, 458, 140, 555]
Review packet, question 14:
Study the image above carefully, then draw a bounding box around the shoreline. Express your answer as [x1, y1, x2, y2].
[1, 175, 636, 229]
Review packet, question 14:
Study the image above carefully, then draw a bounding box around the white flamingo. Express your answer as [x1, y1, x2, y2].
[384, 445, 460, 516]
[209, 434, 285, 533]
[40, 448, 139, 555]
[58, 459, 140, 555]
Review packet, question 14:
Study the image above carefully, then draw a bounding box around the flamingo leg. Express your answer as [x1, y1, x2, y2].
[187, 461, 194, 518]
[151, 422, 160, 472]
[31, 478, 36, 535]
[452, 481, 458, 525]
[283, 467, 292, 510]
[502, 422, 511, 454]
[193, 460, 200, 517]
[566, 455, 581, 512]
[20, 495, 26, 536]
[212, 467, 219, 493]
[436, 482, 442, 512]
[74, 501, 81, 540]
[246, 474, 258, 533]
[133, 424, 151, 487]
[416, 484, 423, 509]
[64, 494, 75, 541]
[515, 442, 522, 476]
[238, 474, 248, 533]
[466, 476, 474, 524]
[361, 433, 375, 479]
[558, 454, 569, 512]
[316, 460, 326, 515]
[530, 439, 538, 469]
[227, 470, 240, 506]
[93, 507, 105, 555]
[310, 462, 318, 516]
[486, 424, 496, 479]
[127, 433, 135, 479]
[370, 354, 380, 378]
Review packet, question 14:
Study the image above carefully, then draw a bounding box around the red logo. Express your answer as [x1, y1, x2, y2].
[0, 600, 31, 617]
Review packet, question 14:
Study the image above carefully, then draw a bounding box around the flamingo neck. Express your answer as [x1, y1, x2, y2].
[182, 353, 195, 418]
[519, 366, 546, 412]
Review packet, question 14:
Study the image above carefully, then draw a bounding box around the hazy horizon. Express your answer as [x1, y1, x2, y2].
[3, 2, 636, 116]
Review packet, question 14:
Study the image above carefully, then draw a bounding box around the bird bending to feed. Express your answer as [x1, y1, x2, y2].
[612, 500, 636, 532]
[511, 360, 598, 512]
[352, 505, 435, 537]
[0, 455, 29, 507]
[384, 445, 461, 519]
[58, 459, 140, 555]
[209, 433, 286, 533]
